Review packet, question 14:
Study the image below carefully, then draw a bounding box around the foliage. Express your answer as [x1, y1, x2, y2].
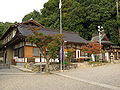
[22, 0, 120, 45]
[22, 10, 41, 23]
[0, 40, 3, 45]
[88, 61, 102, 65]
[48, 34, 63, 60]
[27, 28, 63, 73]
[88, 60, 108, 65]
[65, 48, 75, 64]
[0, 22, 14, 45]
[81, 42, 102, 54]
[0, 22, 13, 37]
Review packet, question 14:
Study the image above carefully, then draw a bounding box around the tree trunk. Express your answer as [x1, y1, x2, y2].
[45, 58, 50, 73]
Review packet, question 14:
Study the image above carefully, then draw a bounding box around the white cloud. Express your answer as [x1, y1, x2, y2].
[0, 0, 49, 22]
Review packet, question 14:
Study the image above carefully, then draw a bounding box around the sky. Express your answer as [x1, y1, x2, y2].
[0, 0, 49, 23]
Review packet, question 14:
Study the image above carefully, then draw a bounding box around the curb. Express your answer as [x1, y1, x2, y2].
[11, 65, 34, 73]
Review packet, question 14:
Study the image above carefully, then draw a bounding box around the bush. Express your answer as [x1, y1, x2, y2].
[63, 61, 69, 65]
[88, 61, 101, 65]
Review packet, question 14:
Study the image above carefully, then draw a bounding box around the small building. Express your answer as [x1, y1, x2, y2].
[0, 20, 88, 66]
[92, 34, 120, 61]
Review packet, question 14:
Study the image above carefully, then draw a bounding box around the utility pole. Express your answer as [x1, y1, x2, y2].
[116, 0, 119, 18]
[59, 0, 63, 71]
[59, 0, 62, 34]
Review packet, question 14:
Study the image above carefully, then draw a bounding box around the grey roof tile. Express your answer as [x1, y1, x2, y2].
[18, 25, 88, 44]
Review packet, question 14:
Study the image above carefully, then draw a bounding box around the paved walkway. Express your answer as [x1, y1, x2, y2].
[0, 74, 109, 90]
[0, 65, 34, 75]
[0, 65, 111, 90]
[1, 64, 120, 90]
[54, 63, 120, 90]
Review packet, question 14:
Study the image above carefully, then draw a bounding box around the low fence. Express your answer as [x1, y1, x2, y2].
[24, 62, 78, 72]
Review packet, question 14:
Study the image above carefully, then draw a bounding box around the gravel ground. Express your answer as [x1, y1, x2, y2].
[0, 66, 27, 73]
[59, 63, 120, 88]
[0, 74, 110, 90]
[1, 64, 120, 90]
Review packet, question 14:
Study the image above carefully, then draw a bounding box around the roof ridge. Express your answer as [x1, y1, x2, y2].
[11, 20, 45, 28]
[44, 28, 78, 34]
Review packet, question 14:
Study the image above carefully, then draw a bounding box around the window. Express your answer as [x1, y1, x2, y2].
[78, 51, 80, 57]
[76, 50, 80, 58]
[18, 47, 24, 58]
[14, 49, 19, 56]
[14, 47, 24, 57]
[33, 48, 40, 56]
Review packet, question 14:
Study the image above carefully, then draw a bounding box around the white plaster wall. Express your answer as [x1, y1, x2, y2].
[0, 57, 3, 61]
[35, 58, 45, 62]
[15, 58, 24, 62]
[105, 52, 109, 61]
[35, 58, 59, 62]
[25, 58, 27, 62]
[14, 57, 59, 63]
[117, 52, 119, 59]
[50, 58, 59, 62]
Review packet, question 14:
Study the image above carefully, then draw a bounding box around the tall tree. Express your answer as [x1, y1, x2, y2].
[81, 42, 102, 61]
[0, 22, 13, 36]
[23, 0, 120, 45]
[22, 10, 41, 23]
[41, 0, 120, 45]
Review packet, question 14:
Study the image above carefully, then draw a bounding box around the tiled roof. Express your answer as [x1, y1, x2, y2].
[91, 35, 113, 45]
[18, 25, 88, 44]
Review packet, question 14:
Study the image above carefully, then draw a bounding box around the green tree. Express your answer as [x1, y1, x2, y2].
[48, 34, 63, 60]
[27, 28, 63, 73]
[42, 0, 120, 44]
[0, 22, 13, 36]
[65, 48, 75, 64]
[22, 10, 41, 23]
[23, 0, 120, 45]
